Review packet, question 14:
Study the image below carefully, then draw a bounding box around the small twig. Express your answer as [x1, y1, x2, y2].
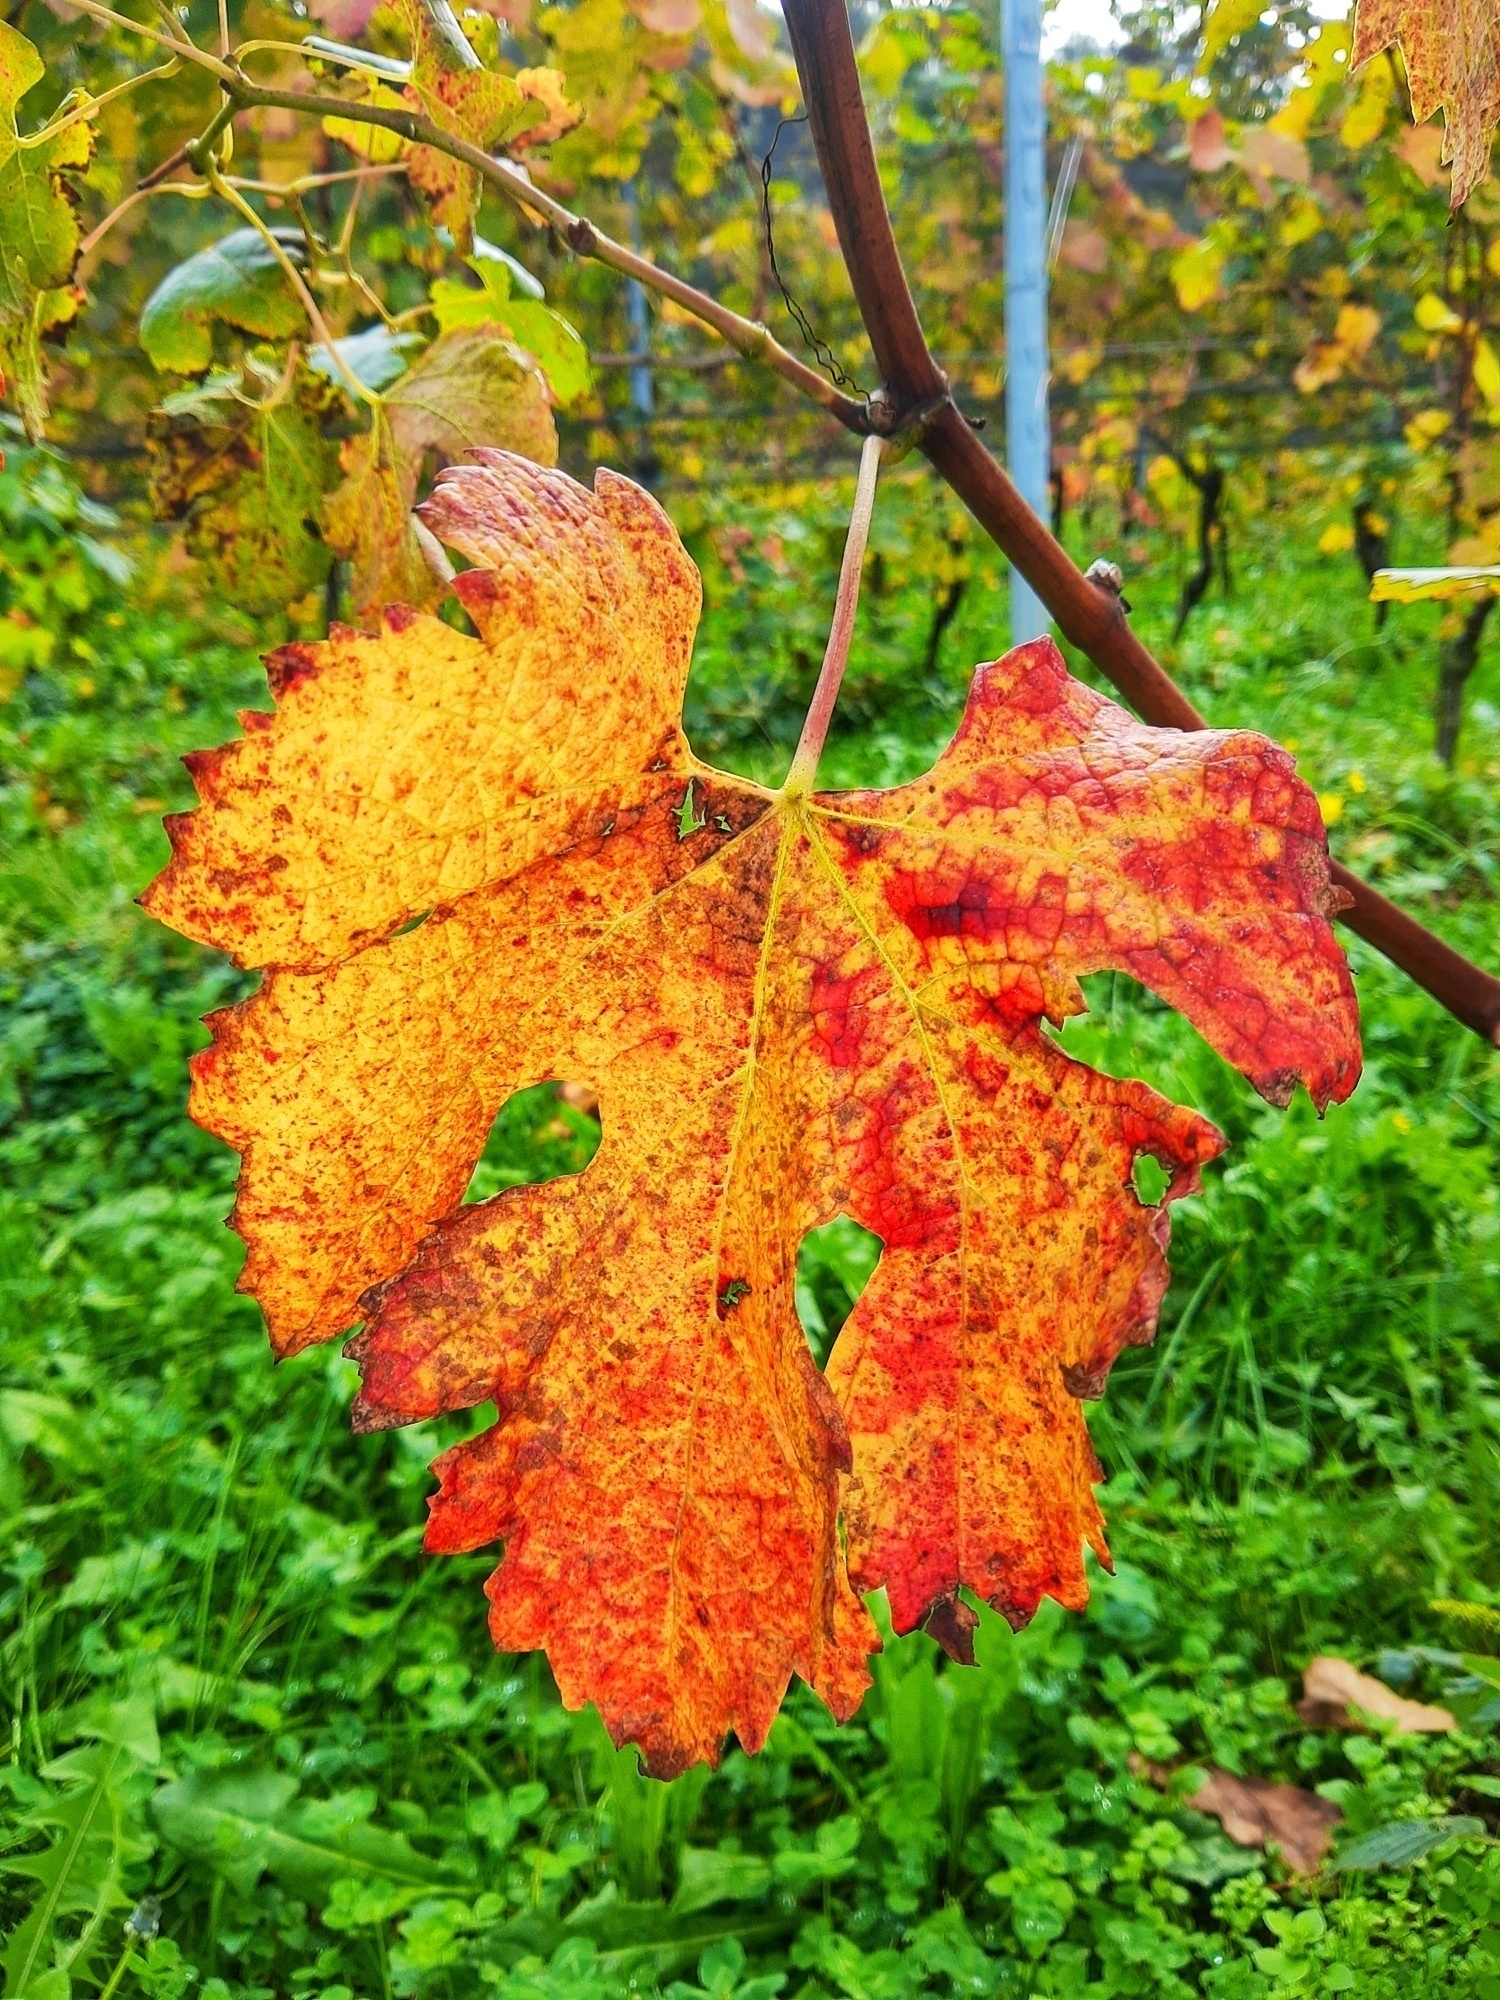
[241, 35, 407, 82]
[62, 0, 235, 77]
[19, 61, 179, 147]
[332, 173, 395, 324]
[233, 162, 405, 196]
[148, 0, 194, 45]
[80, 161, 398, 261]
[78, 178, 208, 259]
[336, 170, 366, 262]
[95, 1938, 134, 2000]
[140, 141, 191, 187]
[785, 433, 884, 792]
[188, 94, 238, 166]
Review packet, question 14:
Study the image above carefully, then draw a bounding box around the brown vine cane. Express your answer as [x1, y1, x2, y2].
[779, 0, 1500, 1046]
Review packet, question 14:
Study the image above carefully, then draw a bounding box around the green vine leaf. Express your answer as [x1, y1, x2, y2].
[0, 23, 94, 440]
[139, 229, 307, 375]
[149, 364, 342, 617]
[430, 251, 591, 405]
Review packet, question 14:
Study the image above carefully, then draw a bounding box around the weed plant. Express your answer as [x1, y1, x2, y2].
[2, 435, 1500, 2000]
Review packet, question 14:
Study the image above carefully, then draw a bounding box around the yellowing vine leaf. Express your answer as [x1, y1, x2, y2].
[0, 22, 93, 439]
[322, 328, 557, 619]
[398, 0, 579, 248]
[323, 82, 412, 164]
[1293, 303, 1380, 393]
[1351, 0, 1500, 206]
[1170, 236, 1226, 312]
[1369, 564, 1500, 600]
[149, 367, 340, 617]
[143, 455, 1360, 1776]
[1201, 0, 1266, 67]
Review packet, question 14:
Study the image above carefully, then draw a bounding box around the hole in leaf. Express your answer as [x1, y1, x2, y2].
[795, 1216, 883, 1367]
[1132, 1153, 1171, 1205]
[464, 1082, 600, 1204]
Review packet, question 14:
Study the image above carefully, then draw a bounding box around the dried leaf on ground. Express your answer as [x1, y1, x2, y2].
[1189, 1769, 1343, 1875]
[1351, 0, 1500, 206]
[0, 22, 94, 439]
[1297, 1655, 1456, 1733]
[143, 454, 1360, 1775]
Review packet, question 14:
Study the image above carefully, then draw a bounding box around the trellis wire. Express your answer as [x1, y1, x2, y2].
[759, 114, 865, 398]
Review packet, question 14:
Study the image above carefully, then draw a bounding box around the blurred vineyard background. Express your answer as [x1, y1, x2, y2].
[5, 0, 1500, 1991]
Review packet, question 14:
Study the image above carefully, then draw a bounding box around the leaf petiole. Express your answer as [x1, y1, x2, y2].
[19, 62, 180, 150]
[206, 163, 379, 410]
[784, 432, 885, 796]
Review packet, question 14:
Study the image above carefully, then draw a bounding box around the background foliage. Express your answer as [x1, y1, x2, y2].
[2, 405, 1499, 1995]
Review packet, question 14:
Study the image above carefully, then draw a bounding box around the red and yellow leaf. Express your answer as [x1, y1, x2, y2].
[322, 334, 557, 620]
[1352, 0, 1500, 206]
[397, 0, 579, 247]
[143, 454, 1360, 1775]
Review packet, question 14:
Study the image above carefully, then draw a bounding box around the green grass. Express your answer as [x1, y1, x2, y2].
[3, 431, 1500, 2000]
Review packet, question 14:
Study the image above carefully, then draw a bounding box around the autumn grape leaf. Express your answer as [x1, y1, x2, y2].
[0, 22, 94, 439]
[1369, 564, 1500, 601]
[142, 454, 1360, 1776]
[385, 324, 557, 479]
[322, 328, 557, 619]
[149, 364, 341, 616]
[397, 0, 579, 249]
[1351, 0, 1500, 206]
